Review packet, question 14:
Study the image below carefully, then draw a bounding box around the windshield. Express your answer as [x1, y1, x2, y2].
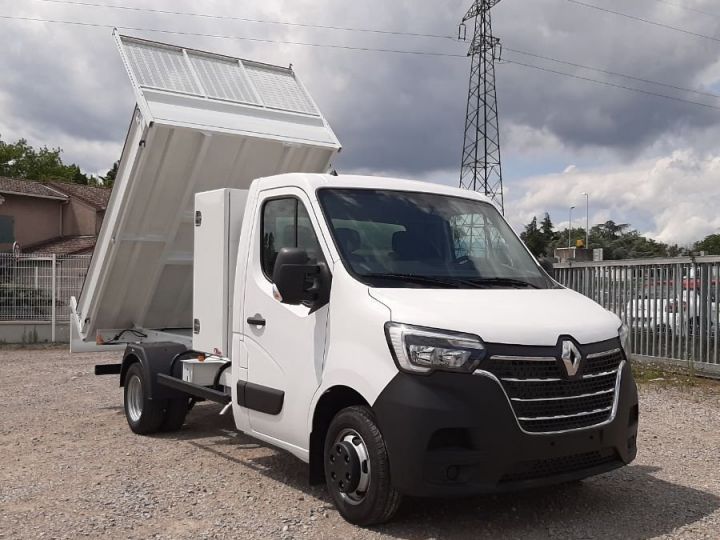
[317, 188, 554, 289]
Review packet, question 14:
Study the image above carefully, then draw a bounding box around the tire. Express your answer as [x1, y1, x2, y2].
[123, 362, 165, 435]
[161, 398, 189, 432]
[324, 406, 402, 526]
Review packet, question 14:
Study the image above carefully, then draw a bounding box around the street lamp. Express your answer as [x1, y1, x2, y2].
[581, 192, 589, 249]
[568, 206, 575, 248]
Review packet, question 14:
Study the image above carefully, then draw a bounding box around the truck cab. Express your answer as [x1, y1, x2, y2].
[230, 174, 638, 524]
[75, 34, 638, 526]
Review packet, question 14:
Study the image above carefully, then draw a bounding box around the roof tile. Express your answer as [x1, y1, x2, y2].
[24, 236, 97, 256]
[0, 176, 68, 200]
[45, 181, 112, 210]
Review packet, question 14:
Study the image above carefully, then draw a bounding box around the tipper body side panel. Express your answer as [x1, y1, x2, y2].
[71, 34, 340, 349]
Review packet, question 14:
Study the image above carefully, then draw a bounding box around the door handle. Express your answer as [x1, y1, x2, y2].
[247, 314, 266, 327]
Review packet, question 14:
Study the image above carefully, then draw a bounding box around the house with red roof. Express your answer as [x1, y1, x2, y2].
[0, 176, 111, 255]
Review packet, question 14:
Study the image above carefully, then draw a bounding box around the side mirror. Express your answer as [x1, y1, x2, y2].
[539, 257, 556, 278]
[272, 248, 330, 311]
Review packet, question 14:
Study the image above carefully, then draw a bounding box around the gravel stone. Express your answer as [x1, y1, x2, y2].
[1, 347, 719, 539]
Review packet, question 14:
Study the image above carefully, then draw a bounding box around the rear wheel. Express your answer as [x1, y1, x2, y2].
[124, 363, 165, 434]
[324, 406, 402, 526]
[161, 398, 189, 432]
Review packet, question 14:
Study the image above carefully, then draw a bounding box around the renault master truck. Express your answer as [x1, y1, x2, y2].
[74, 33, 639, 526]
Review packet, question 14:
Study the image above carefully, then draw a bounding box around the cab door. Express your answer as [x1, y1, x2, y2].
[242, 188, 330, 453]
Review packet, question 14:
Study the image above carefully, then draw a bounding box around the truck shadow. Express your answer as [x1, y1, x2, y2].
[158, 404, 720, 539]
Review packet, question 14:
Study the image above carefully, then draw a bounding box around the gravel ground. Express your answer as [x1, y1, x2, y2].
[1, 347, 720, 539]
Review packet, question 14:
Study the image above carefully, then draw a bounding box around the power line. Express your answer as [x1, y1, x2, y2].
[34, 0, 719, 100]
[3, 10, 714, 101]
[649, 0, 720, 20]
[27, 0, 458, 41]
[504, 47, 720, 99]
[567, 0, 720, 44]
[20, 0, 720, 99]
[1, 13, 720, 113]
[502, 58, 720, 112]
[0, 14, 467, 58]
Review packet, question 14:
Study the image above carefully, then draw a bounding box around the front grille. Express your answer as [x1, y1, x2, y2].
[500, 449, 620, 483]
[585, 349, 625, 374]
[481, 343, 624, 434]
[513, 392, 615, 418]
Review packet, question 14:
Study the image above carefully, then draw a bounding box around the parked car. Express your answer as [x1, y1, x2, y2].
[626, 289, 717, 335]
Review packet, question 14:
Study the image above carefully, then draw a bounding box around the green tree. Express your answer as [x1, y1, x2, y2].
[593, 221, 630, 243]
[549, 226, 587, 254]
[694, 234, 720, 255]
[520, 216, 546, 257]
[535, 215, 675, 261]
[0, 135, 96, 184]
[585, 222, 668, 260]
[520, 213, 560, 257]
[667, 244, 685, 257]
[102, 160, 119, 188]
[540, 213, 559, 252]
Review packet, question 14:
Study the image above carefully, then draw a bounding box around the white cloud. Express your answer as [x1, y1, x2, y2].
[507, 149, 720, 245]
[1, 0, 720, 247]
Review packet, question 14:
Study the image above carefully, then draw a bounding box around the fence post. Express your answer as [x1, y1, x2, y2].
[51, 254, 56, 343]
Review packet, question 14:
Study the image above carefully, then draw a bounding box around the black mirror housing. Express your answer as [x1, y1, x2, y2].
[273, 248, 331, 310]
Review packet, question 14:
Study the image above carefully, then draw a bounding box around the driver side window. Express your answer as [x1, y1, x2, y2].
[261, 197, 324, 279]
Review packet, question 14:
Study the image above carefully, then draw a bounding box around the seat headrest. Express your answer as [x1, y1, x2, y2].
[281, 224, 316, 248]
[392, 229, 442, 260]
[282, 225, 295, 246]
[335, 227, 362, 254]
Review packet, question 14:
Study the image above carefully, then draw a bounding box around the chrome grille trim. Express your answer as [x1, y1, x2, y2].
[582, 369, 619, 379]
[491, 355, 557, 363]
[586, 348, 622, 359]
[500, 368, 617, 383]
[511, 388, 615, 402]
[501, 376, 561, 382]
[518, 406, 613, 422]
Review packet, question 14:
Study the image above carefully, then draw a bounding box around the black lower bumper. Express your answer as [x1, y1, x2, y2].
[372, 362, 639, 498]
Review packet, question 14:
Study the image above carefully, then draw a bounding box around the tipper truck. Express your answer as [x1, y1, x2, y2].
[75, 33, 639, 526]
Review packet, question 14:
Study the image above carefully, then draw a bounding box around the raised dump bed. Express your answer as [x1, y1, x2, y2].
[71, 32, 340, 350]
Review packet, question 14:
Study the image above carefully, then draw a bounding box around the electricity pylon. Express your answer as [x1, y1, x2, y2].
[459, 0, 504, 213]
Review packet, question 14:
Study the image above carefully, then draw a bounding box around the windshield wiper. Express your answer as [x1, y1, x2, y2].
[360, 273, 463, 288]
[461, 277, 540, 289]
[359, 273, 540, 289]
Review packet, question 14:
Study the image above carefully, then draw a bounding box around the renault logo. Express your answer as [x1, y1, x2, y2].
[561, 340, 583, 377]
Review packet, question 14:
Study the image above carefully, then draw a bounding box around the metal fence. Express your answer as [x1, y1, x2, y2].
[555, 256, 720, 371]
[0, 253, 91, 338]
[0, 251, 718, 362]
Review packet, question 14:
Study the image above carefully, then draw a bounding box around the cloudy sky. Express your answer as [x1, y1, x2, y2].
[2, 0, 720, 244]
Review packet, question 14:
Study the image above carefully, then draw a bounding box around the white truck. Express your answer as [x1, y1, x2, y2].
[74, 34, 639, 526]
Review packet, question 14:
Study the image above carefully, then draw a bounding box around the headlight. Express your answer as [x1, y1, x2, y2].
[618, 323, 629, 351]
[384, 322, 486, 374]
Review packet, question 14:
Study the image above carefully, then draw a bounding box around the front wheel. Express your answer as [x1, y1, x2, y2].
[324, 406, 402, 526]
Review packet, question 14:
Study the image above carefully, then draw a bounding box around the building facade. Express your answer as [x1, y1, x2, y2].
[0, 176, 111, 255]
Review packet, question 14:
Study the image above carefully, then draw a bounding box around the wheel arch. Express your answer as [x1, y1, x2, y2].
[309, 385, 370, 485]
[119, 342, 188, 400]
[119, 352, 141, 387]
